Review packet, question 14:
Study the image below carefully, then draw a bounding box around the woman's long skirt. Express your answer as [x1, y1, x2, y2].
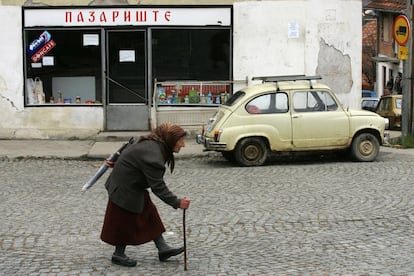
[100, 191, 165, 245]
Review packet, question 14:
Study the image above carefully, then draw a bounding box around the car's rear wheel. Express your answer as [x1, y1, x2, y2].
[350, 133, 380, 162]
[235, 137, 268, 166]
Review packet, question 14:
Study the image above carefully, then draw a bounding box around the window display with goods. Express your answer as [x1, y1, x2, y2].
[154, 81, 232, 106]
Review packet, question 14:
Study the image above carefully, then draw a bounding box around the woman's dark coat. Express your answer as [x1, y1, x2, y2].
[105, 139, 181, 213]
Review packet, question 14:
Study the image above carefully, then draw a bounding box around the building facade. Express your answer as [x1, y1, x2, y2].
[0, 0, 362, 139]
[363, 0, 406, 97]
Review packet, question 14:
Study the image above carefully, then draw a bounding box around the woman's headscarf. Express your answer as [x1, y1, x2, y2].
[139, 123, 187, 172]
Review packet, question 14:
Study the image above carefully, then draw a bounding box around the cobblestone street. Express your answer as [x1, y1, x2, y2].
[1, 148, 414, 275]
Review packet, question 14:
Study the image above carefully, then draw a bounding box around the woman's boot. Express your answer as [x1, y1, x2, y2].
[111, 245, 137, 267]
[154, 235, 184, 262]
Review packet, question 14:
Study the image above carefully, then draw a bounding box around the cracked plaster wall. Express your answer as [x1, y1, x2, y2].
[233, 0, 361, 108]
[316, 39, 353, 107]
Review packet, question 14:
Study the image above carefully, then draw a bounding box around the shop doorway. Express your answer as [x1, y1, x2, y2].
[106, 30, 148, 130]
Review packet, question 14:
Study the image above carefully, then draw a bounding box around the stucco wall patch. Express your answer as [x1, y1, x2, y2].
[316, 38, 353, 97]
[0, 95, 19, 111]
[0, 77, 21, 112]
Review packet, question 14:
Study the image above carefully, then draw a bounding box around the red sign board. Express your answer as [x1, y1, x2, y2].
[31, 40, 56, 62]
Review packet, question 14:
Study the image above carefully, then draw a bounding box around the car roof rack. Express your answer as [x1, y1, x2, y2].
[252, 75, 322, 90]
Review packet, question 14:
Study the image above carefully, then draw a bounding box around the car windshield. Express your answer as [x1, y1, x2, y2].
[224, 91, 245, 106]
[362, 99, 378, 108]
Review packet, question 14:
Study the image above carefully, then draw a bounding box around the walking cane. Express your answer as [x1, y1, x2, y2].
[183, 209, 187, 271]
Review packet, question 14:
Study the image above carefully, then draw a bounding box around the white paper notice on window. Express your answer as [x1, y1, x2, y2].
[31, 63, 42, 68]
[119, 50, 135, 62]
[288, 22, 300, 39]
[42, 56, 54, 66]
[83, 34, 99, 46]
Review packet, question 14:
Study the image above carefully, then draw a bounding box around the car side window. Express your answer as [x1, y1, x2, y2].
[293, 91, 338, 112]
[246, 92, 288, 114]
[396, 98, 402, 109]
[225, 91, 245, 106]
[274, 93, 288, 112]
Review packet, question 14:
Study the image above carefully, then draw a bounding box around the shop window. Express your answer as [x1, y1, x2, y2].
[24, 29, 102, 105]
[152, 28, 231, 106]
[152, 28, 230, 82]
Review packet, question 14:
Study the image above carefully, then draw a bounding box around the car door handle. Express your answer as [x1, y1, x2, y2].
[292, 114, 302, 118]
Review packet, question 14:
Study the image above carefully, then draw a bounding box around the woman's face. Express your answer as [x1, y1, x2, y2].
[173, 137, 185, 153]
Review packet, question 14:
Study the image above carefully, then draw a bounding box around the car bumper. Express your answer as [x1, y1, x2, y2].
[384, 118, 389, 129]
[196, 134, 227, 150]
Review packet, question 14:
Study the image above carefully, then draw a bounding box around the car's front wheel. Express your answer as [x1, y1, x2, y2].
[234, 137, 268, 166]
[350, 132, 380, 162]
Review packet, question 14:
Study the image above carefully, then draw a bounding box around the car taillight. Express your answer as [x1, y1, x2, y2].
[214, 129, 222, 142]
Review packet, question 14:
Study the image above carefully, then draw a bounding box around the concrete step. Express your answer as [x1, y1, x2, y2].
[95, 131, 150, 142]
[95, 129, 200, 142]
[90, 130, 207, 160]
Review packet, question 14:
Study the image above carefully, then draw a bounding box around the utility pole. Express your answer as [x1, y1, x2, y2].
[411, 1, 414, 139]
[402, 0, 413, 142]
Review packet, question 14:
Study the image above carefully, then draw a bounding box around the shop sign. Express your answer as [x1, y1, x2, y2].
[393, 15, 410, 46]
[27, 31, 57, 62]
[24, 7, 231, 27]
[31, 40, 56, 63]
[27, 31, 51, 56]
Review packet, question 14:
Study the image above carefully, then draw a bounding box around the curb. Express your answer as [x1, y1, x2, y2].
[0, 138, 214, 161]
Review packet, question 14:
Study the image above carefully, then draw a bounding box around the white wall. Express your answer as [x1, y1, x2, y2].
[233, 0, 362, 109]
[0, 6, 103, 139]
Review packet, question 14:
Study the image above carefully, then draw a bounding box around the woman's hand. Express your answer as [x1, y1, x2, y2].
[105, 159, 115, 168]
[179, 197, 190, 209]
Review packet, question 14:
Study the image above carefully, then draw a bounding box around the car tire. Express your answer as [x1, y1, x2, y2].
[235, 137, 268, 166]
[221, 151, 235, 162]
[350, 133, 380, 162]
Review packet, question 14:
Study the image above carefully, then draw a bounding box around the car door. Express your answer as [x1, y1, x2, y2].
[291, 90, 350, 149]
[244, 91, 292, 150]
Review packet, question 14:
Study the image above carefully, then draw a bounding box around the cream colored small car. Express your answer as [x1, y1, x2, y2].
[196, 75, 386, 166]
[376, 95, 402, 130]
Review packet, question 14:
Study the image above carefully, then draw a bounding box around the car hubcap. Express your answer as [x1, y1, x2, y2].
[360, 140, 373, 156]
[244, 145, 260, 160]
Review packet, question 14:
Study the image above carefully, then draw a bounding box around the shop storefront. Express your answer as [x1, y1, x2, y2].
[0, 1, 363, 139]
[23, 6, 233, 131]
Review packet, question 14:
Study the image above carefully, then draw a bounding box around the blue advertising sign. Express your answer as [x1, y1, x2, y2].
[27, 31, 51, 57]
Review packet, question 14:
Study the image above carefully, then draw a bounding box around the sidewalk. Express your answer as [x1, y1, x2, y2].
[0, 131, 215, 160]
[0, 130, 413, 160]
